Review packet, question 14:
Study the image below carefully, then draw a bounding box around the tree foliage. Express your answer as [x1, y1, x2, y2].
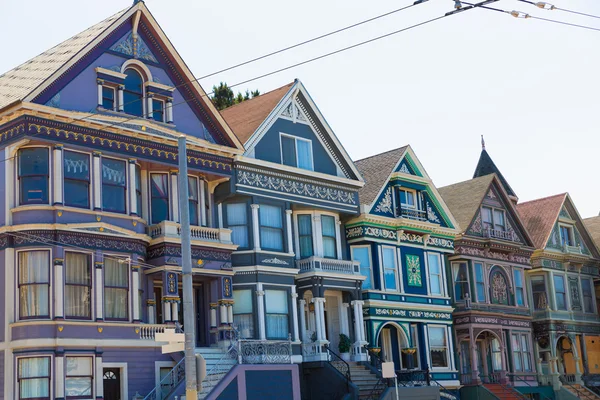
[211, 82, 260, 110]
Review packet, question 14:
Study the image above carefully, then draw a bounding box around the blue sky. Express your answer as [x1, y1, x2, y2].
[2, 0, 599, 217]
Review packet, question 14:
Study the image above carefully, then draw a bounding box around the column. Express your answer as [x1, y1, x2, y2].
[256, 284, 266, 340]
[147, 300, 156, 324]
[210, 303, 218, 329]
[469, 327, 480, 383]
[500, 342, 508, 383]
[340, 303, 350, 336]
[291, 289, 300, 342]
[166, 99, 173, 123]
[317, 298, 327, 342]
[285, 209, 293, 255]
[97, 80, 103, 107]
[172, 301, 179, 323]
[200, 179, 207, 226]
[227, 303, 234, 325]
[54, 258, 64, 319]
[170, 170, 179, 222]
[581, 334, 589, 375]
[146, 94, 153, 119]
[299, 299, 307, 342]
[163, 299, 172, 323]
[313, 298, 323, 341]
[571, 336, 583, 382]
[95, 261, 103, 320]
[217, 203, 223, 229]
[335, 219, 343, 260]
[132, 265, 140, 322]
[219, 301, 227, 325]
[351, 301, 362, 343]
[129, 159, 138, 216]
[118, 85, 125, 112]
[53, 145, 63, 205]
[251, 204, 261, 251]
[55, 353, 65, 400]
[95, 353, 104, 398]
[93, 152, 102, 210]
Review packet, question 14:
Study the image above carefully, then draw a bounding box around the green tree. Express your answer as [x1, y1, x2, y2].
[211, 82, 260, 110]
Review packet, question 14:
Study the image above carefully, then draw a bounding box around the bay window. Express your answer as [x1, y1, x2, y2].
[453, 262, 469, 301]
[102, 158, 127, 213]
[188, 176, 199, 226]
[151, 173, 169, 224]
[512, 334, 532, 372]
[531, 276, 548, 310]
[64, 252, 92, 319]
[514, 269, 525, 306]
[474, 263, 486, 302]
[582, 278, 594, 313]
[64, 151, 90, 208]
[265, 289, 289, 339]
[491, 338, 502, 371]
[19, 148, 49, 205]
[382, 246, 398, 291]
[19, 251, 50, 319]
[429, 327, 448, 368]
[554, 275, 567, 310]
[233, 289, 254, 338]
[427, 253, 443, 296]
[18, 357, 50, 399]
[104, 258, 129, 320]
[351, 246, 372, 289]
[298, 215, 313, 258]
[65, 357, 93, 398]
[321, 215, 337, 259]
[280, 134, 313, 171]
[259, 204, 284, 252]
[226, 203, 249, 248]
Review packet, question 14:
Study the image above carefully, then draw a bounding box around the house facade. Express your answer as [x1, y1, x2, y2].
[0, 2, 260, 399]
[348, 146, 461, 387]
[518, 194, 600, 391]
[438, 148, 536, 389]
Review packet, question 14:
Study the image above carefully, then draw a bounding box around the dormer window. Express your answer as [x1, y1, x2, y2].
[399, 189, 416, 209]
[124, 69, 144, 117]
[482, 206, 506, 232]
[152, 99, 165, 122]
[280, 134, 313, 171]
[560, 226, 574, 247]
[102, 86, 116, 111]
[395, 188, 425, 221]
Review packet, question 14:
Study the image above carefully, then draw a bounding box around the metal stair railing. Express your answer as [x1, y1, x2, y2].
[143, 358, 185, 400]
[324, 345, 352, 393]
[365, 377, 387, 400]
[199, 329, 240, 397]
[510, 373, 552, 400]
[430, 374, 461, 400]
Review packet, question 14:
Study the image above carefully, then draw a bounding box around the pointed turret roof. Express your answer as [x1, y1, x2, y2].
[473, 139, 517, 199]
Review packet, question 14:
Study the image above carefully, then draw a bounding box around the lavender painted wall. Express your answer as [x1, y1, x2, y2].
[0, 249, 4, 342]
[102, 347, 174, 398]
[50, 39, 211, 140]
[0, 350, 4, 400]
[0, 158, 5, 227]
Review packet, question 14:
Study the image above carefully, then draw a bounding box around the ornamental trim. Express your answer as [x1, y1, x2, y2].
[374, 187, 393, 214]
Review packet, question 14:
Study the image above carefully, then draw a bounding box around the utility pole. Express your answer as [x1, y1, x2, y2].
[177, 135, 198, 399]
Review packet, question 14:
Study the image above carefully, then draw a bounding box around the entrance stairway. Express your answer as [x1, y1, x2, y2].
[564, 384, 600, 400]
[484, 384, 527, 400]
[347, 362, 386, 399]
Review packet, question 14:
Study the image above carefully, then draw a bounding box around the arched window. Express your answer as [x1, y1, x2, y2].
[124, 69, 144, 116]
[490, 268, 510, 305]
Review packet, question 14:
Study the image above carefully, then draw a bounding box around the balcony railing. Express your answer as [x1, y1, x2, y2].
[138, 323, 181, 340]
[296, 256, 360, 275]
[397, 207, 427, 222]
[484, 227, 517, 242]
[147, 220, 232, 243]
[238, 339, 293, 364]
[563, 245, 583, 255]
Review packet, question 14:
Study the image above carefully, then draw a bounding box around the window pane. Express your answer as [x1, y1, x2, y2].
[266, 314, 289, 339]
[135, 165, 142, 215]
[493, 210, 505, 227]
[102, 158, 127, 213]
[259, 205, 283, 251]
[124, 69, 144, 116]
[352, 247, 372, 290]
[65, 253, 91, 318]
[233, 290, 253, 314]
[265, 290, 289, 340]
[383, 248, 397, 291]
[265, 290, 288, 313]
[582, 279, 594, 312]
[428, 254, 441, 295]
[19, 357, 50, 378]
[553, 275, 565, 292]
[105, 259, 128, 287]
[429, 328, 446, 347]
[64, 151, 90, 208]
[19, 148, 49, 205]
[321, 216, 337, 258]
[298, 215, 313, 258]
[19, 251, 50, 318]
[66, 357, 92, 376]
[152, 99, 164, 122]
[102, 159, 126, 185]
[104, 288, 128, 319]
[281, 136, 296, 167]
[19, 148, 49, 176]
[102, 86, 115, 110]
[482, 207, 492, 223]
[296, 139, 313, 170]
[151, 174, 169, 223]
[226, 203, 248, 248]
[65, 377, 92, 397]
[260, 205, 282, 228]
[19, 357, 50, 398]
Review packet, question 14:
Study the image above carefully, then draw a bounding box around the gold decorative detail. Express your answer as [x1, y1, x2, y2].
[58, 326, 64, 332]
[369, 347, 381, 355]
[57, 211, 63, 217]
[99, 227, 104, 232]
[141, 126, 146, 131]
[135, 328, 140, 334]
[197, 259, 205, 267]
[132, 221, 137, 227]
[96, 215, 101, 222]
[98, 327, 103, 333]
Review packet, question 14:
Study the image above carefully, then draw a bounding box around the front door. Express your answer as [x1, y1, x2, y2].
[196, 284, 208, 347]
[103, 368, 121, 400]
[325, 295, 341, 351]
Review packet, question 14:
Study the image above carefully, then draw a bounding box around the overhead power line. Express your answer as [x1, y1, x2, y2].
[516, 0, 600, 20]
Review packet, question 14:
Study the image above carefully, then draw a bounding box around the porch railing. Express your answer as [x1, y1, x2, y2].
[296, 256, 360, 275]
[148, 220, 232, 243]
[238, 337, 293, 364]
[397, 369, 431, 386]
[485, 228, 517, 242]
[480, 373, 501, 384]
[143, 358, 184, 400]
[138, 323, 182, 340]
[199, 337, 239, 398]
[560, 374, 578, 385]
[397, 207, 427, 221]
[510, 374, 550, 400]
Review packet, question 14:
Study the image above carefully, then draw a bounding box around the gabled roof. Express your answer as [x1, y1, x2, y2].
[516, 193, 566, 249]
[220, 82, 294, 144]
[584, 216, 600, 250]
[438, 174, 495, 232]
[473, 149, 517, 199]
[354, 146, 408, 206]
[0, 7, 129, 110]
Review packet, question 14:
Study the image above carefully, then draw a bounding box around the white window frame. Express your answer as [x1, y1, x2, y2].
[63, 148, 92, 210]
[16, 248, 52, 321]
[398, 187, 418, 210]
[103, 254, 132, 322]
[101, 85, 117, 111]
[553, 273, 568, 311]
[293, 211, 340, 260]
[122, 65, 148, 117]
[513, 268, 526, 307]
[351, 245, 373, 290]
[426, 252, 444, 297]
[482, 206, 506, 231]
[380, 245, 399, 292]
[559, 224, 575, 247]
[151, 98, 166, 123]
[187, 175, 200, 227]
[427, 325, 450, 370]
[279, 133, 314, 171]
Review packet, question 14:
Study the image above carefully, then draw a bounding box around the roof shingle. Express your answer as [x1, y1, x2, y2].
[220, 82, 294, 145]
[354, 147, 408, 206]
[516, 193, 566, 249]
[0, 7, 129, 110]
[583, 215, 600, 250]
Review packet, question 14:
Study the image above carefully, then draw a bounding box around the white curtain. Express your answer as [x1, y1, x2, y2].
[65, 253, 91, 318]
[427, 254, 441, 295]
[321, 216, 337, 258]
[102, 160, 126, 184]
[259, 205, 283, 251]
[19, 357, 50, 398]
[65, 357, 92, 396]
[227, 203, 248, 248]
[265, 290, 289, 339]
[296, 139, 313, 170]
[19, 251, 49, 318]
[104, 258, 128, 319]
[151, 174, 170, 223]
[233, 290, 254, 339]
